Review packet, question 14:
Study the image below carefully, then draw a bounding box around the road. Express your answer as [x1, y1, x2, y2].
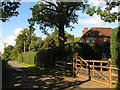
[2, 61, 110, 89]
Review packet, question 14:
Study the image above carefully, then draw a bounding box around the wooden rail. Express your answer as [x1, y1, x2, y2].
[55, 56, 120, 87]
[73, 56, 120, 88]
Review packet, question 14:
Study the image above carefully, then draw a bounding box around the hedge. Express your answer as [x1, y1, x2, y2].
[34, 42, 96, 68]
[18, 52, 36, 64]
[110, 27, 120, 67]
[17, 42, 96, 68]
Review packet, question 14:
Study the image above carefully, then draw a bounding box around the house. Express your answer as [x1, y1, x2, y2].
[80, 27, 112, 44]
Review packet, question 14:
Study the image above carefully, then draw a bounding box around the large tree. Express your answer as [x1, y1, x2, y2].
[2, 45, 14, 60]
[15, 28, 37, 53]
[28, 1, 89, 46]
[0, 1, 20, 22]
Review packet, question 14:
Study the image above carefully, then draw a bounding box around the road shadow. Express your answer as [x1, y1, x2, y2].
[2, 62, 90, 89]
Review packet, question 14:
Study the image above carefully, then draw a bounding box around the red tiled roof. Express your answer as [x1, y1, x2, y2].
[91, 27, 112, 37]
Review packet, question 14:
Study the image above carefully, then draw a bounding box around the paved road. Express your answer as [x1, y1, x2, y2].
[2, 61, 110, 89]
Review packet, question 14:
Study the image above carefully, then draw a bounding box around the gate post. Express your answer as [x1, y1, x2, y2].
[88, 64, 91, 80]
[109, 58, 112, 88]
[73, 57, 76, 77]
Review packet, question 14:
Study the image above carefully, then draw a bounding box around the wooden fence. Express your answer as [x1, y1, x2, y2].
[56, 55, 120, 88]
[55, 61, 73, 75]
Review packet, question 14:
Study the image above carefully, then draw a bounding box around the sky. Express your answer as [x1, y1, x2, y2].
[0, 0, 119, 53]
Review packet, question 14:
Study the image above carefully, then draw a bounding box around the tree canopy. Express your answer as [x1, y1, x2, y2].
[86, 1, 120, 22]
[2, 45, 14, 60]
[0, 1, 20, 22]
[15, 28, 37, 53]
[28, 1, 89, 46]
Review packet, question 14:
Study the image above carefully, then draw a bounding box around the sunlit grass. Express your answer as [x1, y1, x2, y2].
[112, 84, 120, 90]
[16, 61, 66, 76]
[17, 61, 35, 67]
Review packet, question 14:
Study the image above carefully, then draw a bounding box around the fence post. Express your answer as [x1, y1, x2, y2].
[100, 62, 102, 74]
[109, 58, 112, 88]
[73, 58, 76, 77]
[88, 64, 91, 80]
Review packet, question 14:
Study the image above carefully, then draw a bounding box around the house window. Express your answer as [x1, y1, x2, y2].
[86, 38, 94, 43]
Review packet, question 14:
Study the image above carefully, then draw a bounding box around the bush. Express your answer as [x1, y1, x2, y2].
[34, 48, 56, 68]
[17, 42, 96, 68]
[90, 43, 103, 59]
[110, 27, 120, 67]
[34, 42, 96, 68]
[110, 27, 120, 85]
[64, 42, 96, 61]
[17, 52, 36, 64]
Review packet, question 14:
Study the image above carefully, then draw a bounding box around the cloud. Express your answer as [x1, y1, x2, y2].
[14, 28, 23, 36]
[5, 28, 23, 46]
[78, 14, 118, 29]
[4, 36, 16, 46]
[78, 15, 104, 25]
[0, 28, 23, 53]
[88, 0, 105, 7]
[110, 7, 119, 13]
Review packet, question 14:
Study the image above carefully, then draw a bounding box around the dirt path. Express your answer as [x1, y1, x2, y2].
[3, 61, 110, 89]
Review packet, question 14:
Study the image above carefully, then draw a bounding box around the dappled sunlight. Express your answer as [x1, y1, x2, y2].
[3, 61, 90, 89]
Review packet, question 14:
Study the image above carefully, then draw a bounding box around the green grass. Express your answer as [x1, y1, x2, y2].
[112, 84, 120, 90]
[17, 61, 66, 76]
[17, 61, 35, 67]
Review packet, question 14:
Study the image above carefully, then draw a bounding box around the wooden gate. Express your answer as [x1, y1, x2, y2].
[73, 55, 112, 86]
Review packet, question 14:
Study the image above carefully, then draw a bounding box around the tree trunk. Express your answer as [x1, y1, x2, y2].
[58, 23, 66, 47]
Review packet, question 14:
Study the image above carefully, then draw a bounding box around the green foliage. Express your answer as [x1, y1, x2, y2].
[15, 28, 37, 53]
[41, 30, 75, 49]
[74, 37, 81, 42]
[35, 48, 55, 68]
[0, 2, 20, 22]
[34, 42, 96, 68]
[17, 42, 96, 68]
[86, 1, 120, 22]
[64, 42, 96, 61]
[9, 48, 18, 60]
[65, 32, 74, 44]
[28, 41, 37, 52]
[110, 27, 120, 67]
[28, 2, 89, 46]
[2, 45, 14, 60]
[42, 31, 59, 48]
[90, 43, 103, 59]
[17, 52, 36, 64]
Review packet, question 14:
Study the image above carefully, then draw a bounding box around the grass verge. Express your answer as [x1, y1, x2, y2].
[16, 61, 66, 76]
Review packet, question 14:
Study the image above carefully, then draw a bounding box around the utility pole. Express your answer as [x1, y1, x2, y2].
[24, 41, 25, 53]
[23, 40, 25, 62]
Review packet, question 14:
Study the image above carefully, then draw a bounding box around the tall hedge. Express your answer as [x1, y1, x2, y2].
[18, 52, 36, 64]
[110, 27, 120, 67]
[17, 42, 96, 68]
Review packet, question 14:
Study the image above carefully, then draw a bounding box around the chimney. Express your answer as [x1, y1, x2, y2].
[83, 27, 89, 35]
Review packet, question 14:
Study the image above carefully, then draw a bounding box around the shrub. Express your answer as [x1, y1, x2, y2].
[17, 42, 96, 68]
[110, 27, 120, 67]
[64, 42, 96, 61]
[110, 27, 120, 85]
[17, 52, 36, 64]
[90, 43, 103, 59]
[34, 48, 56, 68]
